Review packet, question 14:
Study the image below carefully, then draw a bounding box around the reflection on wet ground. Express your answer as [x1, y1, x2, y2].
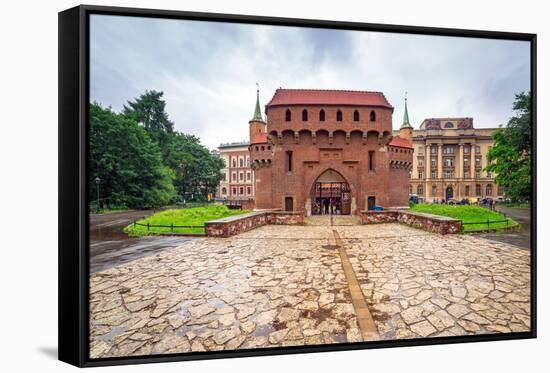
[90, 210, 196, 273]
[473, 207, 531, 249]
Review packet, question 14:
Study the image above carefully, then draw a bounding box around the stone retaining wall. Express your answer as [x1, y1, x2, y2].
[267, 211, 305, 225]
[205, 210, 304, 237]
[360, 210, 463, 234]
[359, 210, 398, 224]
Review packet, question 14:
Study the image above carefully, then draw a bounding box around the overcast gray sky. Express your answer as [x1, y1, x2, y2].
[90, 14, 530, 150]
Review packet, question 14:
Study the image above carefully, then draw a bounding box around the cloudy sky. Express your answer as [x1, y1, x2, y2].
[90, 14, 530, 150]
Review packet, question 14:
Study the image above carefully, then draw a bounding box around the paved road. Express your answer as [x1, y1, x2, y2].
[90, 210, 196, 273]
[473, 206, 531, 250]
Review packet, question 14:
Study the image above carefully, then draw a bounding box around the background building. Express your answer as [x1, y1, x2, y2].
[216, 142, 254, 200]
[406, 118, 503, 202]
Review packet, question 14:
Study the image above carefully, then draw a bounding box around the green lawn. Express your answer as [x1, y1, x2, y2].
[124, 205, 251, 236]
[410, 204, 518, 231]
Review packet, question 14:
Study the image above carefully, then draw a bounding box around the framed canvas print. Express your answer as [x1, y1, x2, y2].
[58, 4, 537, 367]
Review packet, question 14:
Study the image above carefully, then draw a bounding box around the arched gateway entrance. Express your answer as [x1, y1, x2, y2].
[311, 169, 351, 215]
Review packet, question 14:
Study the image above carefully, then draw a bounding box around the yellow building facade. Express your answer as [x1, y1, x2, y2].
[406, 117, 503, 203]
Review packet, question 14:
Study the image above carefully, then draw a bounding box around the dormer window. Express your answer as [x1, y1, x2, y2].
[336, 110, 343, 122]
[319, 109, 325, 121]
[302, 109, 308, 121]
[370, 110, 376, 122]
[353, 110, 360, 122]
[285, 109, 291, 121]
[444, 121, 454, 128]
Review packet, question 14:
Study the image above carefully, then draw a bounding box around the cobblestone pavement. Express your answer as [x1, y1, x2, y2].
[89, 223, 531, 358]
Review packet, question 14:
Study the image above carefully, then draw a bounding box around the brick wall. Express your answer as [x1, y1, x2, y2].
[204, 210, 305, 237]
[360, 210, 463, 234]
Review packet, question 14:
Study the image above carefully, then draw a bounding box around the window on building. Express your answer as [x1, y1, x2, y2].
[475, 184, 481, 196]
[232, 172, 236, 181]
[444, 158, 454, 167]
[443, 145, 455, 154]
[239, 158, 244, 168]
[370, 110, 376, 122]
[285, 109, 291, 121]
[476, 170, 481, 179]
[465, 185, 470, 196]
[239, 172, 244, 181]
[221, 173, 226, 181]
[475, 156, 482, 167]
[232, 158, 236, 168]
[486, 184, 493, 196]
[232, 187, 237, 196]
[418, 146, 424, 155]
[418, 185, 424, 195]
[431, 170, 437, 179]
[246, 158, 250, 168]
[302, 109, 308, 121]
[261, 146, 264, 151]
[432, 185, 437, 196]
[240, 187, 244, 195]
[368, 151, 375, 171]
[221, 187, 227, 195]
[319, 109, 325, 121]
[418, 171, 424, 179]
[336, 110, 343, 122]
[353, 110, 360, 122]
[247, 186, 251, 195]
[475, 145, 481, 154]
[430, 146, 437, 155]
[444, 121, 454, 128]
[255, 146, 259, 151]
[464, 158, 470, 167]
[464, 145, 470, 154]
[418, 158, 424, 167]
[464, 171, 470, 178]
[286, 151, 293, 172]
[431, 158, 436, 168]
[444, 170, 455, 178]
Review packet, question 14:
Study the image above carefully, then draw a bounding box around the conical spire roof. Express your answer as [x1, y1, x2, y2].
[401, 93, 413, 129]
[251, 84, 265, 122]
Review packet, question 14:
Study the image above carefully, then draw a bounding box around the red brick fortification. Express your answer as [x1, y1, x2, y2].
[249, 89, 413, 216]
[204, 210, 305, 237]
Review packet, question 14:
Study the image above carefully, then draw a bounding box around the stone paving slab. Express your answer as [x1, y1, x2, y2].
[90, 226, 360, 358]
[337, 224, 531, 339]
[89, 223, 531, 358]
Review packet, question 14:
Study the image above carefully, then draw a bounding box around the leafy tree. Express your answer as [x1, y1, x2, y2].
[165, 133, 224, 201]
[89, 103, 176, 209]
[123, 90, 174, 154]
[486, 92, 532, 202]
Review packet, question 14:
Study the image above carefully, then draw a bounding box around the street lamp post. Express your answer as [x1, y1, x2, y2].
[95, 176, 101, 212]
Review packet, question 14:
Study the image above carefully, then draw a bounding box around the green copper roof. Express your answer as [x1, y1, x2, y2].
[401, 96, 413, 129]
[251, 87, 265, 122]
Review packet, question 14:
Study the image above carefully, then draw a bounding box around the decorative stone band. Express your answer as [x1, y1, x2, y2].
[360, 210, 463, 235]
[204, 210, 305, 237]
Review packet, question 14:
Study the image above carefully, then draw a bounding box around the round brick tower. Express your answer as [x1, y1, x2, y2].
[248, 87, 273, 209]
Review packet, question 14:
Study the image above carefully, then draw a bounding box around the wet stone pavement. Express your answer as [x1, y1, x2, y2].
[89, 222, 531, 358]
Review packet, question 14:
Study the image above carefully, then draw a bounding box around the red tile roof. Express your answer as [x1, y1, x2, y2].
[266, 88, 393, 110]
[389, 136, 413, 149]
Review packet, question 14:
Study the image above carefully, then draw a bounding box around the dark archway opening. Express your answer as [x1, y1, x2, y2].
[311, 169, 351, 215]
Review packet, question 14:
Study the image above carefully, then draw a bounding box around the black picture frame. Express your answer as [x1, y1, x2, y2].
[58, 4, 537, 367]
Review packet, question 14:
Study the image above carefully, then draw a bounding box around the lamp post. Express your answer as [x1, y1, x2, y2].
[95, 176, 101, 212]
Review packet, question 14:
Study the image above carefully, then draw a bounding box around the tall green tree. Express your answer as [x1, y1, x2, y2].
[89, 103, 176, 209]
[486, 91, 532, 201]
[123, 90, 174, 154]
[165, 133, 224, 201]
